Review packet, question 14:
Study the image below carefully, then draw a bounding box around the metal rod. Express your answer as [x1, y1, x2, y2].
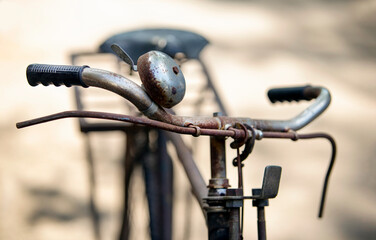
[236, 147, 243, 189]
[197, 58, 228, 116]
[257, 207, 267, 240]
[84, 134, 101, 240]
[16, 111, 246, 139]
[165, 132, 208, 217]
[17, 83, 331, 132]
[229, 208, 240, 240]
[82, 68, 158, 115]
[158, 131, 173, 240]
[210, 136, 227, 179]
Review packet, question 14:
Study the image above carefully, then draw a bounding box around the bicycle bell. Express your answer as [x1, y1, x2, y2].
[137, 51, 185, 108]
[111, 44, 186, 108]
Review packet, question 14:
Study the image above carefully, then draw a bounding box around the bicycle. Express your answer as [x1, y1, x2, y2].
[17, 45, 336, 240]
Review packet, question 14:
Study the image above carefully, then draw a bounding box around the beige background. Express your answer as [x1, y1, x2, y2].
[1, 0, 376, 239]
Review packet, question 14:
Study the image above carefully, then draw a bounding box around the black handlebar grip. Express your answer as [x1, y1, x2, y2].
[26, 64, 90, 88]
[267, 85, 320, 103]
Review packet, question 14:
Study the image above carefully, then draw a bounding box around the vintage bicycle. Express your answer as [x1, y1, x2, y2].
[17, 44, 336, 240]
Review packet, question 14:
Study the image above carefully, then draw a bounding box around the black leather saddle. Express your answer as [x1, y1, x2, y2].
[98, 28, 209, 63]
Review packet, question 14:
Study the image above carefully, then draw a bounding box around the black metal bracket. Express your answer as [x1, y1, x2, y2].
[252, 165, 282, 201]
[252, 165, 282, 240]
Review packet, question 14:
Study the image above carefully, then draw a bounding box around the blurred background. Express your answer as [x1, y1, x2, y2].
[1, 0, 375, 239]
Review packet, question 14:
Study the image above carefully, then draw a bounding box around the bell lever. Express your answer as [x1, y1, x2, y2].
[253, 165, 282, 199]
[111, 44, 138, 71]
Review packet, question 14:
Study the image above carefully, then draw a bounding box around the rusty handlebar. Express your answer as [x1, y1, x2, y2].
[23, 61, 331, 133]
[79, 68, 330, 132]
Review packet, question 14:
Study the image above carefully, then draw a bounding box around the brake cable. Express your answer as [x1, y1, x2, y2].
[227, 127, 336, 219]
[261, 131, 337, 218]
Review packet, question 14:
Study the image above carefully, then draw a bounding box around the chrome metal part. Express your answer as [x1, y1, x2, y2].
[209, 134, 230, 192]
[138, 51, 186, 108]
[250, 87, 331, 131]
[81, 68, 160, 117]
[210, 136, 227, 179]
[110, 44, 137, 71]
[208, 179, 230, 191]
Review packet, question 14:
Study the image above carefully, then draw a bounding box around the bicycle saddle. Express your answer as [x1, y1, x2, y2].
[98, 28, 209, 63]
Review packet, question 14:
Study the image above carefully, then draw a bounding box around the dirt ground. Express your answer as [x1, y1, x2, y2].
[1, 0, 375, 239]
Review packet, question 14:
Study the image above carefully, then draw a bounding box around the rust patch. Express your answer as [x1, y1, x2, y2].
[172, 87, 177, 95]
[172, 66, 179, 75]
[138, 53, 169, 107]
[210, 136, 227, 179]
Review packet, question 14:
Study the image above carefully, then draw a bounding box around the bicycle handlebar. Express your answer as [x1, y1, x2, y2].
[82, 68, 331, 132]
[26, 62, 331, 132]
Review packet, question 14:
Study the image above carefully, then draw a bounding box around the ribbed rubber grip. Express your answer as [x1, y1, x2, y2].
[26, 64, 89, 87]
[267, 85, 318, 103]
